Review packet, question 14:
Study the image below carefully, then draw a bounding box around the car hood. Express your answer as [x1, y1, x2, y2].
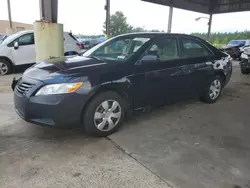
[23, 56, 109, 82]
[221, 45, 241, 49]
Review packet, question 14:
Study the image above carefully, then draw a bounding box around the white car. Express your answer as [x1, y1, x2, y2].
[0, 30, 81, 75]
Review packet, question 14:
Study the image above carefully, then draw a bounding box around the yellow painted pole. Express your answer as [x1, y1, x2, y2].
[34, 21, 64, 62]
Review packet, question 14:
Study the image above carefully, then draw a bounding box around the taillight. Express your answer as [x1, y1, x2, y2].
[76, 42, 83, 49]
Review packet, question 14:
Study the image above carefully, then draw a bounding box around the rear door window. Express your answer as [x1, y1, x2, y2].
[179, 38, 213, 58]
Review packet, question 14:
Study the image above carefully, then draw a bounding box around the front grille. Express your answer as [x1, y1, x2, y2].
[16, 82, 33, 95]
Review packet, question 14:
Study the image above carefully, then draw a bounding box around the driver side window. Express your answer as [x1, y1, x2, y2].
[18, 33, 34, 46]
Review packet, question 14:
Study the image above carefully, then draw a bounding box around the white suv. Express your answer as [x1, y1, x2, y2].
[0, 30, 81, 75]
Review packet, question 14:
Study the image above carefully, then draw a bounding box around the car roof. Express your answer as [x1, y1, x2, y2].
[16, 30, 34, 35]
[115, 32, 204, 41]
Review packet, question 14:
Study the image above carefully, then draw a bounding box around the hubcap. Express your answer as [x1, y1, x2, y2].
[94, 100, 122, 131]
[209, 79, 221, 100]
[0, 62, 8, 75]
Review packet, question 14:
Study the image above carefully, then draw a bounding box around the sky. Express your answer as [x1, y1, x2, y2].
[1, 0, 250, 35]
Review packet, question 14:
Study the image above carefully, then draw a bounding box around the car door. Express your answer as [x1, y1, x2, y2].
[133, 36, 196, 106]
[12, 33, 36, 65]
[178, 37, 215, 95]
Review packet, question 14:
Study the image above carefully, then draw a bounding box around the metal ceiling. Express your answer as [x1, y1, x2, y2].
[142, 0, 250, 14]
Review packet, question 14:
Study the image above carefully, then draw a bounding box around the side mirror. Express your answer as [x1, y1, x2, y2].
[14, 41, 19, 50]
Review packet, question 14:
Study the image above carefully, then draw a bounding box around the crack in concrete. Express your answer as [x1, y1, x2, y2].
[106, 137, 174, 188]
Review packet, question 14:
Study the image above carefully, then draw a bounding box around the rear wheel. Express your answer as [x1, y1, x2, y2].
[201, 75, 222, 103]
[83, 91, 125, 137]
[0, 59, 12, 75]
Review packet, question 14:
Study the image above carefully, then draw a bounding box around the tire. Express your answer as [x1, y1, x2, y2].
[241, 66, 250, 75]
[200, 75, 223, 104]
[83, 91, 125, 137]
[0, 59, 12, 75]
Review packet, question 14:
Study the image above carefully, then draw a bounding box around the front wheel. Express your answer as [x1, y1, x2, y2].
[0, 59, 12, 75]
[241, 66, 250, 75]
[201, 76, 223, 103]
[83, 91, 125, 137]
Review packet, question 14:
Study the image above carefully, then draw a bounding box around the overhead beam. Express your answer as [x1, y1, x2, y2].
[141, 0, 250, 14]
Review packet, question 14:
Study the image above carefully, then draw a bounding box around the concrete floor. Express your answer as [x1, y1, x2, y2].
[1, 64, 250, 188]
[0, 74, 169, 188]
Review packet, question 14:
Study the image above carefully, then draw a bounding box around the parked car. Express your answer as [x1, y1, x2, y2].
[220, 39, 250, 59]
[89, 39, 101, 48]
[0, 30, 81, 75]
[76, 39, 84, 49]
[12, 33, 232, 137]
[83, 40, 91, 49]
[240, 47, 250, 74]
[0, 34, 8, 43]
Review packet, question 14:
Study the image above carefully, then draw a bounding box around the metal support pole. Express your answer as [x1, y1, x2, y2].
[207, 14, 213, 40]
[105, 0, 110, 38]
[167, 6, 173, 33]
[39, 0, 58, 23]
[7, 0, 12, 29]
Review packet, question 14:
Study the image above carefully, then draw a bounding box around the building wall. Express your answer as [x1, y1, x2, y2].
[0, 20, 33, 34]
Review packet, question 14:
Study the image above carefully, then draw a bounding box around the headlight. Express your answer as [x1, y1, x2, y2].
[241, 53, 248, 59]
[35, 82, 83, 96]
[245, 48, 250, 54]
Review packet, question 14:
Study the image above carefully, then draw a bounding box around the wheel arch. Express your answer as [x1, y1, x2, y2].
[80, 83, 132, 124]
[0, 56, 14, 66]
[215, 70, 226, 86]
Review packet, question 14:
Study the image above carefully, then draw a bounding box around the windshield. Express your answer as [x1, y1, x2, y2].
[1, 32, 25, 45]
[0, 35, 8, 44]
[83, 37, 151, 61]
[228, 40, 246, 46]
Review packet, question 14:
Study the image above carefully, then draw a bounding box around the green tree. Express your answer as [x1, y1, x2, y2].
[222, 37, 229, 45]
[150, 29, 164, 32]
[103, 11, 133, 37]
[132, 27, 146, 32]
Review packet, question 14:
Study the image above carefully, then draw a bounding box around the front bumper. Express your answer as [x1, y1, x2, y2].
[13, 77, 89, 128]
